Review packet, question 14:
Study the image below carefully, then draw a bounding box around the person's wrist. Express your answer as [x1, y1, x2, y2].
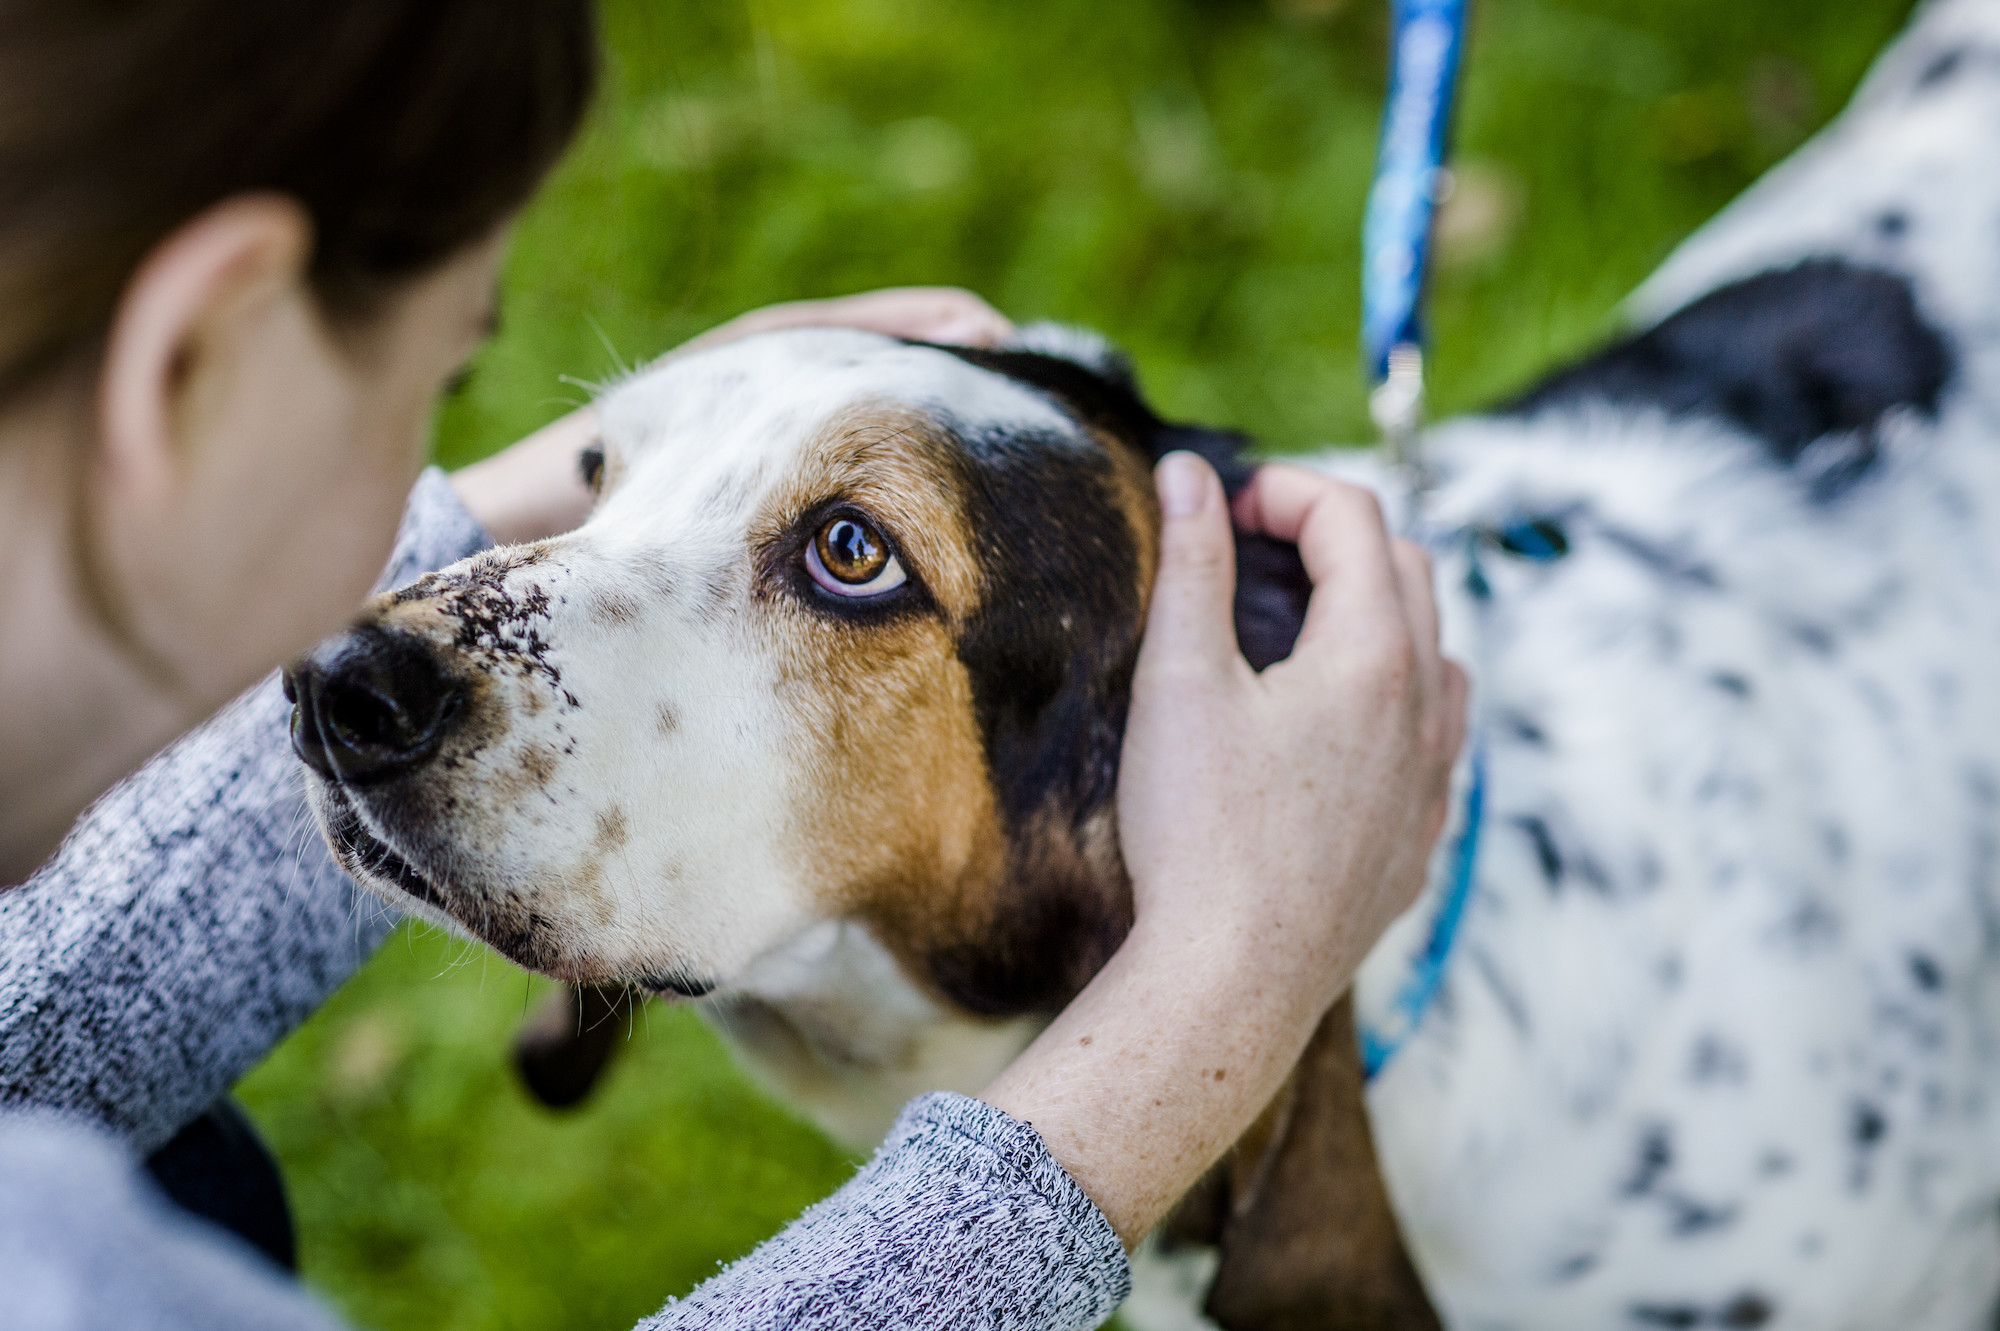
[1116, 901, 1336, 1033]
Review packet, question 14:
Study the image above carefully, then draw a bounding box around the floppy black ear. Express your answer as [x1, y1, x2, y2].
[941, 333, 1311, 672]
[1149, 422, 1312, 673]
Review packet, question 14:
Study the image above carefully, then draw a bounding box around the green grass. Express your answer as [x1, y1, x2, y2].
[242, 0, 1916, 1326]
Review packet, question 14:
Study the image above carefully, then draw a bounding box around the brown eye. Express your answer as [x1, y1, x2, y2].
[806, 514, 907, 597]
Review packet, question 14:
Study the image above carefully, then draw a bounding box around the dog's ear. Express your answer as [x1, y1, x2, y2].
[512, 982, 639, 1110]
[1193, 995, 1442, 1330]
[944, 327, 1311, 672]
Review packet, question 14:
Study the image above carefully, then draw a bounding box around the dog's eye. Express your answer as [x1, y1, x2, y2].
[807, 515, 907, 597]
[579, 444, 606, 493]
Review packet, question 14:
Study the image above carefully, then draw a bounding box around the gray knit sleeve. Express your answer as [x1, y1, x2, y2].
[0, 1114, 347, 1331]
[0, 1092, 1130, 1331]
[0, 468, 490, 1154]
[646, 1091, 1132, 1331]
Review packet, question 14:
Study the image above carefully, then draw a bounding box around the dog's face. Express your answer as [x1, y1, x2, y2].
[292, 328, 1216, 1013]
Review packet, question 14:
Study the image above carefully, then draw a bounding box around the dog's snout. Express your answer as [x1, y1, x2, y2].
[287, 628, 465, 785]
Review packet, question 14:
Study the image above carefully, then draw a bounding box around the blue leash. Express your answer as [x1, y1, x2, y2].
[1361, 742, 1486, 1080]
[1358, 0, 1477, 1080]
[1362, 0, 1470, 476]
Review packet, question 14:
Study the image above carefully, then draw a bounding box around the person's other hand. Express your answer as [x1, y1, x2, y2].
[674, 286, 1013, 354]
[1119, 454, 1468, 1015]
[451, 288, 1013, 544]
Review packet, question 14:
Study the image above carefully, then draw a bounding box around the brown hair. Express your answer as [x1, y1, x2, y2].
[0, 0, 599, 402]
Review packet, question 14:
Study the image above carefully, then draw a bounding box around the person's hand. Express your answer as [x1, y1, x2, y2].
[983, 452, 1466, 1245]
[1120, 454, 1467, 1013]
[451, 288, 1013, 544]
[673, 286, 1013, 355]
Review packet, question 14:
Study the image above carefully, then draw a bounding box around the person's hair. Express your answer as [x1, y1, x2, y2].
[0, 0, 599, 403]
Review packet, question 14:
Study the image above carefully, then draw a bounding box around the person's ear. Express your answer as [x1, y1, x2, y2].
[96, 194, 313, 502]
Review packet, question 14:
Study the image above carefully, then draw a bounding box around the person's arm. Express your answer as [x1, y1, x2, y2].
[0, 469, 490, 1152]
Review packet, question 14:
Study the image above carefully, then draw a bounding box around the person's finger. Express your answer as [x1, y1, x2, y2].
[1138, 452, 1242, 682]
[1234, 463, 1360, 544]
[676, 288, 1015, 355]
[1287, 486, 1404, 656]
[1439, 659, 1470, 770]
[813, 287, 1015, 345]
[1389, 538, 1442, 690]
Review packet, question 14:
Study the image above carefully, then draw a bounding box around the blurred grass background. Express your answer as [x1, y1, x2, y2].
[240, 0, 1915, 1326]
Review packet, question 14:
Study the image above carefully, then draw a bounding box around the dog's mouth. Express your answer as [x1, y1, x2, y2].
[319, 783, 453, 916]
[314, 782, 717, 999]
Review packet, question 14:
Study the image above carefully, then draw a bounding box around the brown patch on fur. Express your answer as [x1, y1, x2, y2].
[521, 743, 559, 788]
[656, 701, 681, 736]
[593, 806, 629, 853]
[769, 604, 1009, 957]
[747, 400, 1018, 973]
[592, 588, 640, 627]
[1093, 423, 1163, 615]
[1173, 995, 1440, 1330]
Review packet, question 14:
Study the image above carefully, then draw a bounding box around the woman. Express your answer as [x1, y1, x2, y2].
[0, 1, 1465, 1327]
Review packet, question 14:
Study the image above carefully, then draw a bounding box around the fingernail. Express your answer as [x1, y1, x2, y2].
[1157, 451, 1209, 518]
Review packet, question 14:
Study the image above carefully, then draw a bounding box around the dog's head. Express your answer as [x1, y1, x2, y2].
[291, 326, 1305, 1015]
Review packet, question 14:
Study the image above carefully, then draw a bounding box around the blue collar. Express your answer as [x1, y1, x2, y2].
[1360, 739, 1487, 1081]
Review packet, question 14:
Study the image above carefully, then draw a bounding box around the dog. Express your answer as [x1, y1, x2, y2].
[291, 1, 2000, 1325]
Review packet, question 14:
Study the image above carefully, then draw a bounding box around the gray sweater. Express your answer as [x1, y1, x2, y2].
[0, 469, 1130, 1330]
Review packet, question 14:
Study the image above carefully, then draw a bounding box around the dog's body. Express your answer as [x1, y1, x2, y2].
[295, 2, 2000, 1326]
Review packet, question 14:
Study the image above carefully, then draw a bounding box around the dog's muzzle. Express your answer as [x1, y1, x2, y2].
[284, 627, 465, 786]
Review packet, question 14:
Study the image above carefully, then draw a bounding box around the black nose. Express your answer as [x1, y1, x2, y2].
[286, 628, 465, 785]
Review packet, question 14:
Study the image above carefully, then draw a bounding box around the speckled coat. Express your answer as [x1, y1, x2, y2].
[1343, 2, 2000, 1324]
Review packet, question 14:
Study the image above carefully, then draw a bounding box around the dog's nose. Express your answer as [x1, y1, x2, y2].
[286, 628, 465, 785]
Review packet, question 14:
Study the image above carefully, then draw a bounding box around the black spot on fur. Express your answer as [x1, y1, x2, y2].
[1498, 710, 1548, 747]
[1690, 1033, 1749, 1086]
[1630, 1293, 1773, 1327]
[1909, 951, 1943, 992]
[1918, 46, 1969, 88]
[1851, 1101, 1888, 1148]
[1786, 621, 1837, 657]
[1514, 814, 1565, 889]
[1625, 1124, 1675, 1196]
[1708, 671, 1752, 698]
[1552, 1252, 1599, 1282]
[1722, 1294, 1775, 1327]
[1509, 260, 1952, 496]
[1596, 524, 1721, 590]
[1667, 1197, 1739, 1237]
[1875, 210, 1909, 239]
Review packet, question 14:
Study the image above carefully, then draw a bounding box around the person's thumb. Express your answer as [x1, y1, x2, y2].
[1141, 451, 1240, 678]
